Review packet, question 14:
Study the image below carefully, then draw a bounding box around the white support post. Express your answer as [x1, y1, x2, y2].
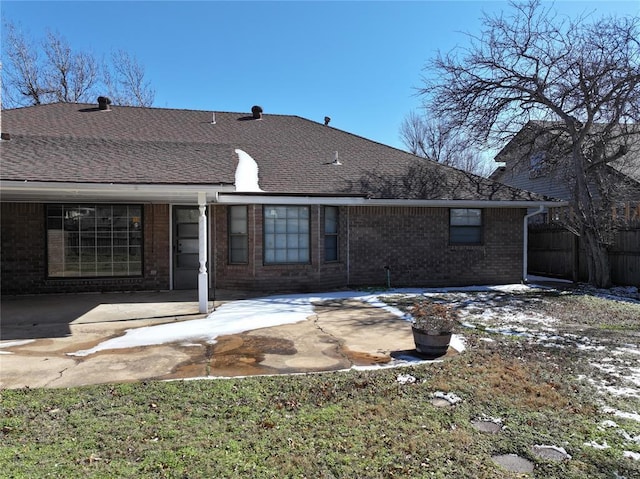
[198, 192, 209, 313]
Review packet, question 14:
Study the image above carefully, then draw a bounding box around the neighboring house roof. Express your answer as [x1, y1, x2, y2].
[1, 102, 556, 204]
[491, 120, 640, 202]
[611, 156, 640, 183]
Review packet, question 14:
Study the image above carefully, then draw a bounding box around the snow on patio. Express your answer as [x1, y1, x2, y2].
[67, 281, 640, 406]
[68, 289, 423, 357]
[64, 280, 640, 459]
[69, 283, 546, 359]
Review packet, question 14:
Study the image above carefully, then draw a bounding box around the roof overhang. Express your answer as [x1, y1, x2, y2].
[0, 182, 569, 208]
[217, 192, 568, 208]
[0, 181, 235, 203]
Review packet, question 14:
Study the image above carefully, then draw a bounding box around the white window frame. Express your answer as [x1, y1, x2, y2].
[263, 205, 310, 264]
[449, 208, 483, 245]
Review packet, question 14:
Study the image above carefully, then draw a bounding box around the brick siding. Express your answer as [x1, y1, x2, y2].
[1, 203, 170, 295]
[346, 207, 524, 288]
[1, 202, 524, 295]
[212, 205, 524, 292]
[212, 205, 348, 293]
[1, 203, 46, 294]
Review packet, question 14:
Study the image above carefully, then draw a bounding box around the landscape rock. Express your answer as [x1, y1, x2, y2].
[491, 454, 534, 474]
[471, 419, 502, 434]
[531, 445, 571, 461]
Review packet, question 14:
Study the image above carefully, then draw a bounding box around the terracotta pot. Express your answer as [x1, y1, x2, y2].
[412, 326, 452, 358]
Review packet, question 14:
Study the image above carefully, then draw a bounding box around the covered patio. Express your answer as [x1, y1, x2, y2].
[0, 289, 449, 389]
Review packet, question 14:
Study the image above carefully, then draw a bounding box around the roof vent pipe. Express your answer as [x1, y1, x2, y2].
[97, 96, 112, 111]
[251, 105, 263, 120]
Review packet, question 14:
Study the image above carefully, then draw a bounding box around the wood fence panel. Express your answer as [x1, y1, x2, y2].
[528, 225, 640, 286]
[528, 226, 575, 280]
[609, 229, 640, 286]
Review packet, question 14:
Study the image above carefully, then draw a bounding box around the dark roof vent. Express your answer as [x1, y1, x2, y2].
[97, 96, 112, 111]
[251, 105, 263, 120]
[324, 116, 331, 126]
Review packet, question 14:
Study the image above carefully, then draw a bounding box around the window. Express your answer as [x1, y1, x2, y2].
[529, 151, 548, 178]
[324, 206, 339, 261]
[229, 206, 248, 263]
[449, 208, 482, 245]
[47, 204, 142, 277]
[264, 206, 309, 263]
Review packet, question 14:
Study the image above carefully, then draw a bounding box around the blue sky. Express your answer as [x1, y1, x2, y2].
[2, 1, 638, 150]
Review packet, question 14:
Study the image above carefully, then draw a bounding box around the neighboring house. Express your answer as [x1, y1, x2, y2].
[490, 121, 640, 285]
[491, 121, 640, 224]
[1, 101, 563, 308]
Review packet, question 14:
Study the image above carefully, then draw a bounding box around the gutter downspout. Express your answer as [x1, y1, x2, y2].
[523, 205, 545, 283]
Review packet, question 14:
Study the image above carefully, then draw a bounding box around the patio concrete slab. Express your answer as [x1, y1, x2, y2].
[1, 291, 454, 389]
[313, 298, 416, 364]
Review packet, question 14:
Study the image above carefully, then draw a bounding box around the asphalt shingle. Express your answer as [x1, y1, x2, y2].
[1, 102, 547, 201]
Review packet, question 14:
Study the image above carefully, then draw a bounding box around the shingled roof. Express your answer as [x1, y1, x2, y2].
[1, 102, 550, 202]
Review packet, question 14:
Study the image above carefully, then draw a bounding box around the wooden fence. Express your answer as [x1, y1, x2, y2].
[528, 224, 640, 286]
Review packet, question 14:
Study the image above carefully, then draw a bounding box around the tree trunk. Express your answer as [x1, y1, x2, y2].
[571, 147, 613, 289]
[581, 227, 612, 288]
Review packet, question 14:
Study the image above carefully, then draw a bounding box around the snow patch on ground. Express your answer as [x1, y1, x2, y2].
[584, 440, 610, 450]
[584, 285, 640, 303]
[0, 339, 36, 354]
[396, 374, 417, 384]
[66, 279, 638, 411]
[432, 391, 463, 405]
[440, 282, 640, 403]
[603, 408, 640, 423]
[449, 334, 466, 353]
[68, 288, 463, 357]
[69, 291, 345, 356]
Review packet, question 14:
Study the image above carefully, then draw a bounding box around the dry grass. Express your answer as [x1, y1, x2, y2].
[1, 288, 640, 478]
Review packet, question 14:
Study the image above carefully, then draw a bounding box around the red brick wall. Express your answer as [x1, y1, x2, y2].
[1, 203, 171, 295]
[1, 203, 46, 294]
[346, 206, 524, 287]
[2, 202, 524, 295]
[212, 205, 348, 293]
[142, 204, 171, 290]
[212, 205, 524, 292]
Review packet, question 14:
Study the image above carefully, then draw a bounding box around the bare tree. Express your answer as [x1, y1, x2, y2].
[400, 110, 492, 176]
[2, 21, 47, 106]
[356, 159, 540, 202]
[103, 50, 155, 107]
[419, 0, 640, 288]
[2, 21, 154, 107]
[42, 31, 99, 103]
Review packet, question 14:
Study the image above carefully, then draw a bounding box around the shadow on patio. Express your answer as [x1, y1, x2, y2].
[0, 289, 253, 341]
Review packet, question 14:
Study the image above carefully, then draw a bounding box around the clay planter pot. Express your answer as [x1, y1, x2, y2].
[412, 326, 452, 359]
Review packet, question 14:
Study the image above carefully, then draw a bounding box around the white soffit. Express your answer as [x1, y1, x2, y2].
[216, 193, 568, 208]
[0, 181, 234, 203]
[1, 181, 568, 208]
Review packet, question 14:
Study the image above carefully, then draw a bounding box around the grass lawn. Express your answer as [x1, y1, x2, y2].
[1, 289, 640, 478]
